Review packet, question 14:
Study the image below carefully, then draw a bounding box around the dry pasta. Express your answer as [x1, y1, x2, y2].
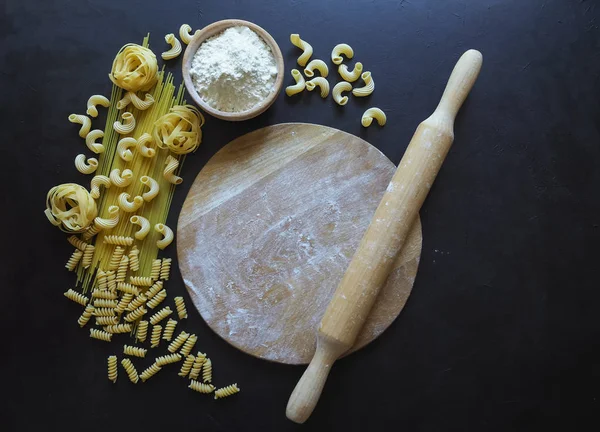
[94, 307, 116, 317]
[332, 81, 352, 106]
[331, 43, 354, 65]
[146, 289, 167, 309]
[45, 183, 97, 233]
[167, 331, 189, 353]
[90, 175, 111, 199]
[123, 345, 147, 358]
[361, 107, 387, 127]
[109, 43, 158, 92]
[128, 245, 140, 272]
[180, 334, 197, 357]
[117, 282, 140, 295]
[146, 281, 163, 299]
[90, 328, 113, 342]
[214, 384, 240, 399]
[155, 223, 174, 250]
[109, 169, 134, 188]
[104, 323, 133, 333]
[67, 235, 88, 251]
[93, 298, 117, 308]
[179, 354, 195, 377]
[150, 259, 162, 280]
[163, 155, 182, 185]
[305, 77, 330, 98]
[290, 34, 313, 67]
[96, 269, 108, 290]
[338, 62, 363, 82]
[85, 129, 105, 154]
[77, 304, 95, 327]
[150, 324, 162, 348]
[124, 306, 147, 322]
[118, 91, 155, 110]
[116, 255, 129, 283]
[160, 258, 172, 280]
[136, 133, 156, 158]
[174, 296, 188, 320]
[136, 320, 148, 342]
[140, 176, 159, 202]
[86, 95, 110, 118]
[121, 358, 139, 383]
[162, 318, 178, 341]
[352, 71, 375, 97]
[126, 293, 147, 311]
[118, 193, 144, 212]
[304, 59, 329, 78]
[92, 289, 118, 300]
[104, 235, 134, 246]
[114, 112, 136, 135]
[162, 33, 182, 60]
[149, 306, 173, 324]
[68, 114, 92, 138]
[285, 69, 305, 97]
[189, 380, 215, 394]
[189, 353, 206, 380]
[81, 244, 95, 268]
[202, 358, 212, 383]
[140, 363, 162, 381]
[116, 137, 137, 161]
[106, 271, 117, 292]
[65, 249, 84, 271]
[153, 105, 204, 154]
[130, 215, 150, 240]
[96, 316, 119, 326]
[94, 205, 120, 230]
[179, 24, 199, 44]
[107, 355, 118, 383]
[82, 225, 100, 240]
[108, 246, 125, 271]
[156, 353, 182, 366]
[74, 154, 99, 175]
[130, 276, 153, 286]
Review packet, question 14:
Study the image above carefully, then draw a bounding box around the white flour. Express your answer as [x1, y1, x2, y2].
[190, 26, 278, 112]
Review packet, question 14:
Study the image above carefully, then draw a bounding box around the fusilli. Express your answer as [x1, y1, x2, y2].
[150, 259, 162, 280]
[136, 320, 149, 342]
[104, 323, 133, 333]
[149, 306, 173, 325]
[150, 324, 162, 348]
[121, 358, 139, 383]
[64, 288, 88, 306]
[65, 249, 84, 271]
[214, 383, 240, 399]
[180, 334, 197, 357]
[140, 363, 162, 381]
[128, 245, 140, 272]
[123, 345, 147, 358]
[179, 355, 195, 377]
[117, 282, 140, 296]
[174, 296, 188, 320]
[162, 318, 178, 341]
[67, 235, 88, 251]
[189, 380, 215, 394]
[108, 246, 125, 271]
[146, 289, 167, 309]
[130, 276, 153, 287]
[107, 355, 118, 383]
[160, 258, 172, 280]
[155, 353, 182, 366]
[167, 331, 189, 353]
[202, 358, 213, 383]
[90, 328, 113, 342]
[124, 306, 147, 322]
[77, 304, 95, 327]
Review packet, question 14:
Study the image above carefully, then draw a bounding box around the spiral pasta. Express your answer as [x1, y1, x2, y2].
[45, 183, 97, 233]
[96, 316, 119, 326]
[126, 293, 147, 311]
[94, 205, 120, 230]
[150, 306, 173, 325]
[107, 355, 118, 383]
[108, 246, 125, 271]
[94, 307, 116, 317]
[124, 306, 147, 323]
[118, 193, 144, 213]
[304, 59, 329, 78]
[77, 304, 95, 327]
[74, 154, 99, 175]
[116, 136, 137, 161]
[214, 384, 240, 399]
[338, 62, 363, 83]
[180, 334, 197, 357]
[305, 77, 330, 98]
[90, 328, 113, 342]
[133, 321, 147, 343]
[285, 69, 305, 97]
[160, 258, 172, 281]
[68, 114, 92, 138]
[153, 105, 204, 154]
[150, 324, 162, 348]
[107, 271, 117, 292]
[163, 155, 182, 185]
[179, 24, 199, 44]
[150, 259, 162, 280]
[156, 353, 182, 366]
[136, 132, 156, 158]
[118, 91, 155, 110]
[93, 298, 117, 308]
[189, 380, 215, 394]
[147, 289, 167, 309]
[104, 323, 133, 333]
[352, 72, 375, 97]
[162, 318, 178, 341]
[67, 235, 88, 251]
[128, 245, 140, 272]
[117, 282, 140, 296]
[121, 358, 139, 383]
[123, 345, 147, 358]
[162, 33, 182, 60]
[179, 354, 195, 377]
[361, 107, 387, 127]
[146, 280, 163, 299]
[92, 289, 118, 300]
[90, 175, 111, 199]
[140, 176, 159, 202]
[331, 43, 354, 65]
[189, 353, 206, 380]
[109, 43, 158, 92]
[129, 215, 150, 240]
[167, 331, 189, 353]
[86, 95, 110, 118]
[81, 244, 95, 269]
[65, 249, 83, 271]
[116, 255, 129, 283]
[85, 129, 105, 154]
[96, 269, 108, 290]
[155, 223, 174, 250]
[174, 296, 188, 320]
[202, 358, 212, 383]
[130, 276, 153, 286]
[332, 81, 352, 106]
[104, 235, 134, 246]
[140, 363, 162, 381]
[82, 225, 101, 240]
[290, 34, 313, 67]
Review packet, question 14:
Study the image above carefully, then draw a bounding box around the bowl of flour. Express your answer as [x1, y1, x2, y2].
[182, 19, 284, 121]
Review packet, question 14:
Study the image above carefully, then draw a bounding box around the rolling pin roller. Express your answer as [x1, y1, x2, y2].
[286, 49, 483, 423]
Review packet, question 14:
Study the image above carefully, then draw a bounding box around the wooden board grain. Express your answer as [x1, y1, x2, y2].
[177, 123, 422, 364]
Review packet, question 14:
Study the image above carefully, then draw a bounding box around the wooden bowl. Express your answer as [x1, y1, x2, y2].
[182, 19, 284, 122]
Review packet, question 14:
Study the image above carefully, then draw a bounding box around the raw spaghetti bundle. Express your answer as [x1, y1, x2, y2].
[152, 105, 204, 154]
[109, 44, 158, 92]
[45, 183, 97, 232]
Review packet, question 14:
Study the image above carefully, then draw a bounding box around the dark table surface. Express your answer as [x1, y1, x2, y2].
[2, 0, 599, 430]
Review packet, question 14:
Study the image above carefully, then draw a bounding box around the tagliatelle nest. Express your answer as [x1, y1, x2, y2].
[152, 105, 205, 154]
[109, 44, 158, 92]
[44, 183, 98, 233]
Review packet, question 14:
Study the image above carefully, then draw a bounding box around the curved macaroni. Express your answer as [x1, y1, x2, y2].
[110, 168, 134, 187]
[94, 205, 120, 230]
[155, 223, 174, 250]
[68, 114, 92, 138]
[331, 43, 354, 65]
[361, 107, 387, 127]
[74, 154, 98, 175]
[123, 345, 147, 358]
[290, 34, 313, 67]
[116, 137, 137, 161]
[140, 176, 159, 202]
[150, 324, 162, 348]
[121, 358, 139, 383]
[285, 69, 305, 97]
[338, 62, 363, 82]
[45, 183, 97, 232]
[304, 59, 329, 78]
[163, 318, 178, 341]
[136, 133, 156, 158]
[90, 175, 111, 200]
[114, 112, 136, 135]
[179, 24, 199, 44]
[85, 129, 105, 154]
[305, 77, 330, 98]
[332, 81, 352, 106]
[149, 306, 173, 325]
[109, 43, 158, 92]
[214, 384, 240, 399]
[160, 258, 172, 280]
[90, 328, 113, 342]
[163, 155, 182, 185]
[118, 192, 144, 213]
[130, 215, 150, 240]
[136, 320, 148, 342]
[168, 331, 189, 353]
[64, 288, 88, 306]
[162, 33, 182, 60]
[77, 304, 95, 327]
[107, 356, 118, 383]
[189, 380, 215, 394]
[86, 95, 110, 118]
[179, 354, 195, 377]
[153, 105, 204, 154]
[352, 71, 375, 97]
[140, 363, 162, 381]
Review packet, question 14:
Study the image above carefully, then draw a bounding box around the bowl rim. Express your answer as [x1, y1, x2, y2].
[182, 19, 285, 122]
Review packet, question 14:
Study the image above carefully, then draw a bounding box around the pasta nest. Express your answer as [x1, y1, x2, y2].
[109, 44, 158, 92]
[45, 183, 97, 232]
[152, 105, 205, 155]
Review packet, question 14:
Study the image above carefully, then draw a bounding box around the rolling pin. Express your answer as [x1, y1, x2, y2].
[286, 49, 483, 423]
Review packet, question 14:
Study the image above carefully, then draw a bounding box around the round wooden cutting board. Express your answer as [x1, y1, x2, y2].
[177, 123, 422, 365]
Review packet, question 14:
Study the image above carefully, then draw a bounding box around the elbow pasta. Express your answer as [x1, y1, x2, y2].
[285, 69, 305, 97]
[155, 353, 182, 366]
[214, 384, 240, 399]
[167, 331, 189, 353]
[130, 215, 150, 240]
[93, 298, 117, 308]
[332, 81, 352, 106]
[150, 259, 162, 280]
[361, 107, 387, 127]
[68, 114, 92, 138]
[149, 306, 173, 325]
[180, 334, 197, 357]
[117, 282, 140, 295]
[86, 94, 110, 118]
[163, 155, 183, 185]
[85, 129, 105, 154]
[114, 112, 136, 135]
[140, 176, 159, 202]
[67, 235, 88, 251]
[121, 358, 139, 383]
[162, 33, 182, 60]
[81, 244, 95, 268]
[124, 306, 147, 323]
[108, 246, 125, 271]
[128, 245, 140, 272]
[305, 77, 330, 98]
[109, 168, 134, 188]
[140, 363, 162, 381]
[352, 71, 375, 97]
[74, 154, 99, 175]
[94, 205, 120, 230]
[174, 296, 188, 320]
[123, 345, 147, 358]
[77, 304, 95, 327]
[104, 235, 134, 246]
[179, 24, 199, 44]
[96, 316, 119, 326]
[104, 323, 133, 333]
[146, 289, 167, 309]
[338, 62, 363, 82]
[160, 258, 172, 280]
[179, 355, 195, 377]
[136, 133, 156, 158]
[331, 43, 354, 65]
[189, 380, 215, 394]
[162, 318, 178, 341]
[150, 324, 162, 348]
[90, 175, 111, 199]
[155, 223, 174, 250]
[117, 137, 137, 162]
[107, 355, 118, 383]
[304, 59, 329, 78]
[90, 328, 113, 342]
[116, 255, 129, 283]
[146, 281, 164, 300]
[202, 358, 212, 383]
[118, 192, 144, 213]
[136, 320, 149, 342]
[130, 276, 153, 286]
[290, 34, 313, 67]
[65, 249, 83, 271]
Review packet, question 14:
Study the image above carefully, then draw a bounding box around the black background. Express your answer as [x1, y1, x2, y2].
[2, 0, 599, 431]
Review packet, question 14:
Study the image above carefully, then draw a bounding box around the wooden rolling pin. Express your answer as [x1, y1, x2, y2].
[286, 49, 483, 423]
